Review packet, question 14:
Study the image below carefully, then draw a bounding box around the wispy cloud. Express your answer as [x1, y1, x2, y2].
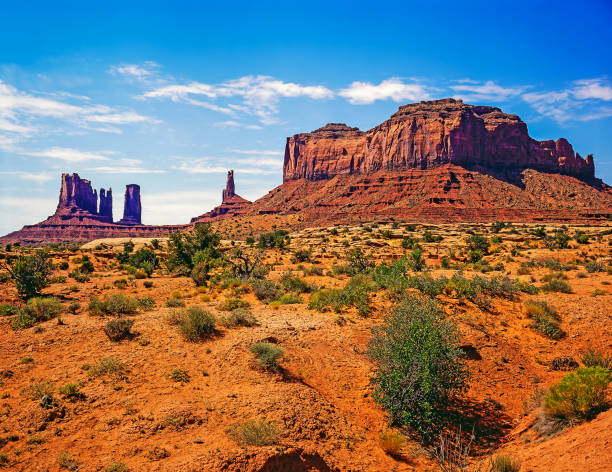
[0, 171, 54, 182]
[25, 147, 110, 162]
[172, 155, 279, 175]
[338, 78, 430, 105]
[522, 78, 612, 122]
[143, 75, 333, 124]
[109, 61, 159, 80]
[450, 80, 526, 102]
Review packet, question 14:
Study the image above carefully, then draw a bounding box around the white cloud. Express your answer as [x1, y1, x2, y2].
[26, 147, 109, 162]
[572, 79, 612, 101]
[229, 149, 283, 156]
[338, 78, 430, 105]
[172, 156, 279, 175]
[85, 111, 160, 124]
[143, 75, 333, 124]
[450, 80, 526, 102]
[88, 166, 166, 174]
[0, 171, 54, 182]
[110, 62, 159, 79]
[521, 78, 612, 122]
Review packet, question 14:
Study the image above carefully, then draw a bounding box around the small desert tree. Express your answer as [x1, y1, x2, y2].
[0, 250, 53, 299]
[369, 296, 469, 439]
[166, 223, 222, 283]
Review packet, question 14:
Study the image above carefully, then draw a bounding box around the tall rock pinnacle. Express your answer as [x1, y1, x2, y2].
[99, 188, 113, 222]
[222, 170, 236, 203]
[119, 184, 142, 225]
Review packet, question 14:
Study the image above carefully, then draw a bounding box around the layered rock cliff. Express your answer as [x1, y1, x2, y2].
[283, 99, 595, 183]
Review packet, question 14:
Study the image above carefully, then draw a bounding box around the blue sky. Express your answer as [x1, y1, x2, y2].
[1, 0, 611, 235]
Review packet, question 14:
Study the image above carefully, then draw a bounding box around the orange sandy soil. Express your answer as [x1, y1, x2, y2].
[0, 222, 611, 471]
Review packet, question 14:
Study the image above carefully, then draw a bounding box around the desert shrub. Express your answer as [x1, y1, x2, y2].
[113, 278, 128, 288]
[543, 367, 611, 422]
[143, 280, 154, 288]
[168, 368, 190, 383]
[178, 306, 216, 341]
[79, 260, 95, 274]
[219, 297, 249, 311]
[59, 261, 69, 270]
[408, 246, 426, 271]
[258, 229, 289, 249]
[127, 248, 157, 276]
[0, 250, 53, 299]
[134, 269, 147, 279]
[309, 274, 377, 316]
[53, 275, 67, 284]
[491, 455, 521, 472]
[346, 247, 374, 275]
[88, 357, 126, 378]
[103, 319, 134, 341]
[491, 221, 506, 233]
[89, 294, 138, 316]
[541, 278, 572, 293]
[294, 249, 311, 262]
[136, 297, 155, 311]
[524, 300, 564, 339]
[58, 382, 81, 398]
[379, 431, 405, 456]
[467, 234, 490, 255]
[105, 463, 128, 472]
[226, 248, 268, 280]
[227, 419, 279, 446]
[280, 272, 316, 293]
[165, 298, 185, 308]
[368, 296, 469, 438]
[582, 349, 612, 370]
[586, 261, 605, 273]
[251, 278, 282, 303]
[0, 304, 18, 317]
[221, 308, 257, 327]
[69, 270, 90, 283]
[401, 236, 416, 249]
[11, 297, 63, 329]
[249, 342, 284, 371]
[166, 223, 222, 276]
[278, 292, 303, 304]
[575, 232, 590, 244]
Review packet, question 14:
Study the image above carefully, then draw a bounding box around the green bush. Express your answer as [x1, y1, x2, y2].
[524, 300, 564, 340]
[280, 272, 316, 293]
[178, 306, 216, 341]
[0, 304, 18, 317]
[136, 297, 155, 311]
[103, 318, 134, 341]
[278, 292, 303, 304]
[251, 278, 282, 303]
[257, 229, 289, 249]
[467, 234, 490, 255]
[88, 357, 126, 378]
[58, 382, 81, 398]
[249, 342, 284, 371]
[11, 297, 63, 329]
[89, 294, 139, 316]
[1, 250, 53, 299]
[165, 298, 185, 307]
[408, 246, 426, 271]
[543, 367, 611, 421]
[59, 261, 70, 270]
[368, 296, 469, 438]
[166, 223, 222, 276]
[541, 278, 572, 293]
[227, 419, 279, 446]
[79, 260, 95, 274]
[221, 308, 257, 327]
[309, 274, 377, 316]
[168, 368, 190, 383]
[219, 297, 250, 311]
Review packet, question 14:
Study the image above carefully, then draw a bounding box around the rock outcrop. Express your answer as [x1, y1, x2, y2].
[119, 184, 142, 225]
[191, 170, 252, 223]
[0, 174, 186, 244]
[283, 99, 595, 183]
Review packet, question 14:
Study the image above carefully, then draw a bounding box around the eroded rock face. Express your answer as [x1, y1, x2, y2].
[119, 184, 142, 225]
[283, 99, 595, 183]
[56, 173, 99, 217]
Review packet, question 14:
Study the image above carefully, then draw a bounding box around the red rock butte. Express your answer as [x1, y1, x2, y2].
[246, 98, 612, 224]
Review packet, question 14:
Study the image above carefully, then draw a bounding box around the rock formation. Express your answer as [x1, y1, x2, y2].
[99, 188, 113, 223]
[191, 170, 252, 223]
[283, 99, 595, 183]
[119, 184, 142, 225]
[0, 174, 185, 244]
